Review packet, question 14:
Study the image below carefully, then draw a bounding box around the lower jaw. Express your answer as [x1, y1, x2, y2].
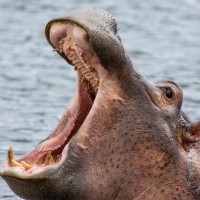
[1, 70, 96, 178]
[1, 143, 69, 178]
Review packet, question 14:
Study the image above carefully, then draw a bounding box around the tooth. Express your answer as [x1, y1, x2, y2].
[7, 147, 14, 166]
[52, 48, 59, 52]
[21, 161, 32, 170]
[68, 52, 76, 60]
[12, 160, 23, 167]
[94, 78, 100, 83]
[75, 62, 83, 67]
[85, 74, 94, 81]
[89, 67, 95, 72]
[72, 58, 80, 64]
[44, 152, 54, 166]
[35, 159, 40, 165]
[7, 147, 27, 168]
[59, 40, 64, 44]
[56, 154, 61, 161]
[83, 63, 90, 69]
[81, 69, 89, 76]
[63, 44, 70, 53]
[70, 43, 77, 50]
[81, 76, 86, 82]
[79, 51, 82, 56]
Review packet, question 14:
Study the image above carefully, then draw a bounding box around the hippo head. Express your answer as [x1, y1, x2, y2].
[1, 8, 200, 200]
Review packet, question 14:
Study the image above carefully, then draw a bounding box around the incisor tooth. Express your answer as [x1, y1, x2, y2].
[52, 48, 59, 52]
[44, 152, 54, 166]
[59, 39, 64, 44]
[7, 147, 14, 166]
[21, 161, 32, 170]
[11, 159, 23, 167]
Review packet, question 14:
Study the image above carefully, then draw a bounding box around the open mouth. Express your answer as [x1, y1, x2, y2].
[3, 21, 101, 175]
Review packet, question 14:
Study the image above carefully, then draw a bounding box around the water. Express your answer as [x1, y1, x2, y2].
[0, 0, 200, 199]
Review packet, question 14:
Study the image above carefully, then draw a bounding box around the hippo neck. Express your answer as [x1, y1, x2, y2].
[73, 94, 185, 200]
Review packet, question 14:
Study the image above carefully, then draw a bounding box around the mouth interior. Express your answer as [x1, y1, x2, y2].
[5, 21, 100, 173]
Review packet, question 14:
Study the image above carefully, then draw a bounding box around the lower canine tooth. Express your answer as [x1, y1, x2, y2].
[21, 161, 32, 170]
[7, 147, 32, 170]
[7, 147, 14, 166]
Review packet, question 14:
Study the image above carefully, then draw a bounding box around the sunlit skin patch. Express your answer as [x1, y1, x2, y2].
[4, 22, 101, 173]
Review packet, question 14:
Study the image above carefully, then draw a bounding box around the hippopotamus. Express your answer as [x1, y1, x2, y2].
[1, 8, 200, 200]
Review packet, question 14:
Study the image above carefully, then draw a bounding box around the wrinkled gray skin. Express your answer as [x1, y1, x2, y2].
[1, 8, 200, 200]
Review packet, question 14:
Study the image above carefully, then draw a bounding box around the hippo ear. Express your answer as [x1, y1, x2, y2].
[184, 121, 200, 143]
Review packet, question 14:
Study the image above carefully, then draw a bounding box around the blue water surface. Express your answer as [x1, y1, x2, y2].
[0, 0, 200, 199]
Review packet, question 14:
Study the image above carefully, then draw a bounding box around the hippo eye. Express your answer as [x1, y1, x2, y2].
[165, 87, 173, 99]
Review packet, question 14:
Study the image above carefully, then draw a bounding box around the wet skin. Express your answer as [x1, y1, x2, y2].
[1, 8, 200, 200]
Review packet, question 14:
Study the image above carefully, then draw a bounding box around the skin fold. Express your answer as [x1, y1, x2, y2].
[1, 8, 200, 200]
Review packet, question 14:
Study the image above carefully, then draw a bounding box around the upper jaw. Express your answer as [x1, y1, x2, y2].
[0, 18, 102, 179]
[45, 9, 126, 70]
[47, 20, 101, 95]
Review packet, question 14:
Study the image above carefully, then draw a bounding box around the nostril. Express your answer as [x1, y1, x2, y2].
[49, 23, 68, 48]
